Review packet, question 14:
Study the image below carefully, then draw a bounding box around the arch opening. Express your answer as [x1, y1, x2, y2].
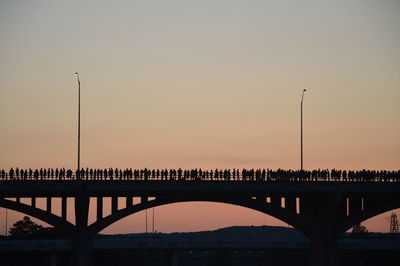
[340, 198, 400, 233]
[345, 208, 400, 233]
[92, 199, 310, 237]
[0, 198, 75, 235]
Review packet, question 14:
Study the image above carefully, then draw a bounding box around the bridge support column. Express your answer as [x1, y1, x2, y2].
[61, 197, 67, 220]
[70, 195, 92, 266]
[112, 196, 118, 213]
[126, 196, 133, 207]
[309, 230, 338, 266]
[71, 230, 92, 266]
[47, 197, 52, 212]
[306, 193, 342, 266]
[97, 197, 103, 220]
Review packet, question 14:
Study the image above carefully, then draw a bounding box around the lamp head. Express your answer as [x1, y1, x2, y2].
[75, 72, 78, 75]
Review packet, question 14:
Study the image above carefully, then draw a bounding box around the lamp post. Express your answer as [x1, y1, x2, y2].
[75, 72, 81, 179]
[301, 89, 307, 171]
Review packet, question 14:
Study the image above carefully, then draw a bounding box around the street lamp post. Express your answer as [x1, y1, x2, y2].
[75, 72, 81, 179]
[301, 89, 307, 171]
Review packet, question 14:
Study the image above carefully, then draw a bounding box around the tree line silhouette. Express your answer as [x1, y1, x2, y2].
[1, 168, 399, 182]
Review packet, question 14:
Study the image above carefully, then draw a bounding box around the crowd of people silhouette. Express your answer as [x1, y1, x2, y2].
[1, 167, 399, 182]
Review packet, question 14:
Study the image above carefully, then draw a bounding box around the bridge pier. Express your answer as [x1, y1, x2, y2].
[70, 194, 92, 266]
[305, 193, 341, 266]
[70, 230, 93, 266]
[309, 231, 338, 266]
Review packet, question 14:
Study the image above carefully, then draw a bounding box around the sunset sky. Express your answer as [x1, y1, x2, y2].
[0, 1, 399, 234]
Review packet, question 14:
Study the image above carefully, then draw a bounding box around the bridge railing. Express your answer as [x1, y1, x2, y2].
[0, 169, 399, 182]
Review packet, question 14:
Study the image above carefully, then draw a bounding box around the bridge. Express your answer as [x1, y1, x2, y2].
[1, 169, 400, 266]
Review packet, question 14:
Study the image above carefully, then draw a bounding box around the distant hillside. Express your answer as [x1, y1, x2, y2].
[99, 225, 307, 242]
[98, 225, 400, 241]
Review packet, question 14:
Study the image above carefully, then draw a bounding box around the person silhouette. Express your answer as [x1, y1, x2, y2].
[178, 168, 182, 180]
[34, 169, 39, 180]
[9, 168, 14, 180]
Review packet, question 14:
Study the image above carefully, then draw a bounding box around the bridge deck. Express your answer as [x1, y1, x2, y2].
[1, 180, 400, 197]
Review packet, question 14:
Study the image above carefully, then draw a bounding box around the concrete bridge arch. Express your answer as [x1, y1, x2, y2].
[0, 198, 75, 235]
[88, 196, 317, 237]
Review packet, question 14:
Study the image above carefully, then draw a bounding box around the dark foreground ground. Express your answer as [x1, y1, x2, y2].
[2, 249, 399, 266]
[1, 226, 399, 266]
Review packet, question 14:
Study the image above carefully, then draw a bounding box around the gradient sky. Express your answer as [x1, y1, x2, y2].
[0, 0, 399, 234]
